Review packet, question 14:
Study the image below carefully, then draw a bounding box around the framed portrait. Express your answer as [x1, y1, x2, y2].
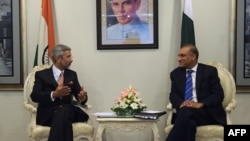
[0, 0, 25, 90]
[235, 0, 250, 92]
[96, 0, 158, 50]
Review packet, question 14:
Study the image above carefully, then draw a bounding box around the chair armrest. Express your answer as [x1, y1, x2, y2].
[166, 103, 173, 126]
[166, 103, 172, 110]
[225, 99, 237, 124]
[23, 102, 37, 113]
[225, 99, 237, 113]
[23, 102, 38, 136]
[84, 103, 92, 110]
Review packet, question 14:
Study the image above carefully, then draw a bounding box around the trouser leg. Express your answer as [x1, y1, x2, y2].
[166, 107, 215, 141]
[48, 105, 74, 141]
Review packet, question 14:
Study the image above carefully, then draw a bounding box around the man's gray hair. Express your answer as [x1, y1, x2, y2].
[51, 44, 71, 62]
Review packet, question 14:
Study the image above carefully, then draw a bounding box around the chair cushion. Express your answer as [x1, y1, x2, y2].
[165, 125, 223, 138]
[196, 125, 223, 138]
[31, 123, 94, 140]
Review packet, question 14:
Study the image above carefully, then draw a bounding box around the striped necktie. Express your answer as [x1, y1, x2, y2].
[185, 70, 193, 100]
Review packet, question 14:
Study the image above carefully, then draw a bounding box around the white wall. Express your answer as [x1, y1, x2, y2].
[0, 0, 249, 141]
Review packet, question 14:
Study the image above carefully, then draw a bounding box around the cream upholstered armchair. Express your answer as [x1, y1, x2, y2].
[165, 62, 237, 141]
[23, 64, 94, 141]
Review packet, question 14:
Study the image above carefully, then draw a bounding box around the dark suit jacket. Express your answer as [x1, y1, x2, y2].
[169, 63, 226, 125]
[30, 66, 89, 126]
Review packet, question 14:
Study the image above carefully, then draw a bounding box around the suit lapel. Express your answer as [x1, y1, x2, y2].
[196, 64, 202, 93]
[48, 67, 58, 87]
[63, 69, 72, 86]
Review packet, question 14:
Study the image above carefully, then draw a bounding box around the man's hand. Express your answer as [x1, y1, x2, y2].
[53, 86, 71, 98]
[78, 86, 87, 102]
[180, 101, 204, 108]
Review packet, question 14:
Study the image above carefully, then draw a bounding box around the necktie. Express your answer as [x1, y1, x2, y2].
[57, 72, 64, 86]
[185, 70, 193, 100]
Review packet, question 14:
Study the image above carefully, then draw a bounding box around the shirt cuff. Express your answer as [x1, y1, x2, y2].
[51, 91, 55, 101]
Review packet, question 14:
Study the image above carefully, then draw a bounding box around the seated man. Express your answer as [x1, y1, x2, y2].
[30, 44, 89, 141]
[165, 44, 226, 141]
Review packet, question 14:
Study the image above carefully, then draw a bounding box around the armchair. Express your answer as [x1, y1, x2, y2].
[164, 62, 237, 141]
[23, 64, 94, 141]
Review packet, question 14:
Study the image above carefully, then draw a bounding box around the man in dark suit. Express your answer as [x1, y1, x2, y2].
[165, 44, 226, 141]
[30, 44, 89, 141]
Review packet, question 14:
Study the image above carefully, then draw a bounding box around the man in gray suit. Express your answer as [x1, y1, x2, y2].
[165, 44, 226, 141]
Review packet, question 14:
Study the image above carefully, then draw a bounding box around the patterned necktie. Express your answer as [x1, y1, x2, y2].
[57, 72, 64, 86]
[185, 70, 193, 100]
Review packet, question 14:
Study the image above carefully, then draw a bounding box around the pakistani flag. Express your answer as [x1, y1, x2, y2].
[33, 0, 55, 67]
[181, 0, 195, 46]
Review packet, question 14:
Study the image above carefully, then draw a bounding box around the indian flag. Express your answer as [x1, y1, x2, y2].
[181, 0, 196, 46]
[33, 0, 55, 67]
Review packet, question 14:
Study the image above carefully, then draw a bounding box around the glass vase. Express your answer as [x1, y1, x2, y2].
[116, 109, 135, 117]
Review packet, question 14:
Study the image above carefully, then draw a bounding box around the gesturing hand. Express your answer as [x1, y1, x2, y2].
[53, 86, 71, 98]
[78, 86, 87, 102]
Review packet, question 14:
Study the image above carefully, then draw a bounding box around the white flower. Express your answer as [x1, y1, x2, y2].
[120, 101, 128, 109]
[131, 103, 139, 109]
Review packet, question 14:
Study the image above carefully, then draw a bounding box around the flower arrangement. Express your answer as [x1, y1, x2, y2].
[111, 85, 147, 116]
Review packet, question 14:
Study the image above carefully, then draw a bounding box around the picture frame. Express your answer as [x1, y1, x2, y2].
[235, 0, 250, 92]
[96, 0, 158, 50]
[0, 0, 25, 90]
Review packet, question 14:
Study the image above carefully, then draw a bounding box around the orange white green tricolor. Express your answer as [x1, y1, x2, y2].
[33, 0, 55, 67]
